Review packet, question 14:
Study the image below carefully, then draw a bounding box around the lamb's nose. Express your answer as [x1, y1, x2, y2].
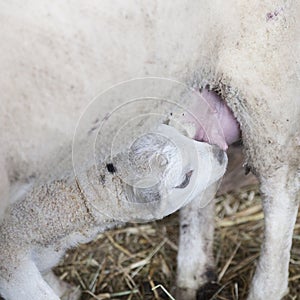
[212, 145, 225, 164]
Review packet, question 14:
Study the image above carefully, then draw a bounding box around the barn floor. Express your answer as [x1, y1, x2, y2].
[54, 185, 300, 300]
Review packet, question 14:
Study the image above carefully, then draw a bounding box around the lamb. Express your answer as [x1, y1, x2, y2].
[0, 1, 299, 300]
[0, 123, 227, 300]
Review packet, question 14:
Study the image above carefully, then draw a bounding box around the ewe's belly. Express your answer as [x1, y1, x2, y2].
[1, 0, 298, 180]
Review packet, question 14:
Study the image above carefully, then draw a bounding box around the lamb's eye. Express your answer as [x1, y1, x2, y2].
[106, 163, 116, 173]
[175, 170, 193, 189]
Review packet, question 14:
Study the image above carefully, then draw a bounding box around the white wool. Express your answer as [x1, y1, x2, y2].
[0, 1, 299, 299]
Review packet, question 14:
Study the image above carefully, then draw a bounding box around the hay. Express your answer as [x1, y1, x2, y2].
[55, 185, 300, 299]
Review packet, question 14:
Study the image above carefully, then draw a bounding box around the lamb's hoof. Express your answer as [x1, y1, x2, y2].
[176, 287, 197, 300]
[196, 282, 222, 300]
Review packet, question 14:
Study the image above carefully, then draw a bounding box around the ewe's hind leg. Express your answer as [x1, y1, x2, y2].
[176, 181, 219, 300]
[248, 166, 300, 300]
[43, 271, 81, 300]
[0, 258, 60, 300]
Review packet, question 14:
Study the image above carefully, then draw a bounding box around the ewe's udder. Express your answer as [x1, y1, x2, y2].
[188, 88, 240, 150]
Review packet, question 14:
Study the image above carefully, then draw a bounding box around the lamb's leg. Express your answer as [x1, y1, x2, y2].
[248, 167, 300, 300]
[43, 271, 81, 300]
[0, 258, 60, 300]
[176, 181, 219, 300]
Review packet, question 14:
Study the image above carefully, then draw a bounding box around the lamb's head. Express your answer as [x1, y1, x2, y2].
[95, 124, 227, 222]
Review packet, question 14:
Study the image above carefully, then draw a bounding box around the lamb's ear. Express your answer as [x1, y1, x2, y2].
[121, 182, 164, 222]
[124, 182, 161, 204]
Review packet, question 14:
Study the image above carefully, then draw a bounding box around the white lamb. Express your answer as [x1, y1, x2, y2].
[0, 123, 227, 300]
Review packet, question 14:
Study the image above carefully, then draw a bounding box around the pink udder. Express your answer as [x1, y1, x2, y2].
[187, 88, 240, 150]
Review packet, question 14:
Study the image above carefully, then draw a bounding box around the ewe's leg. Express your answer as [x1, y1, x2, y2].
[0, 258, 60, 300]
[176, 181, 219, 300]
[248, 168, 300, 300]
